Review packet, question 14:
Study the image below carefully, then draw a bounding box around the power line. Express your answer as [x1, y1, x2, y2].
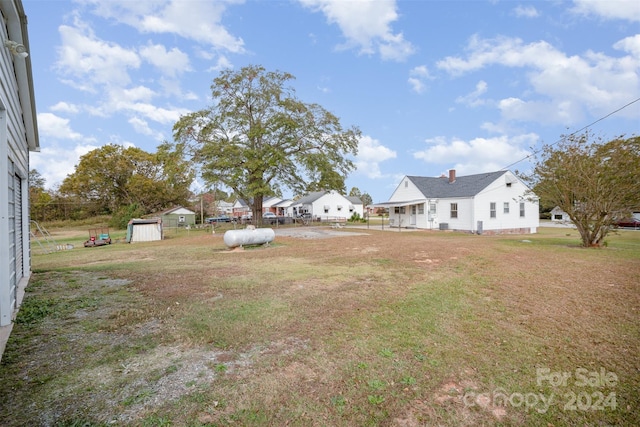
[502, 96, 640, 171]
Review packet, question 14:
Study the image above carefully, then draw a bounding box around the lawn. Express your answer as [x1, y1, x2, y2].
[1, 225, 638, 426]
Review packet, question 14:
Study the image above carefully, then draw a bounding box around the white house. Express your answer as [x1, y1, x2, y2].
[1, 0, 39, 351]
[377, 170, 539, 234]
[550, 206, 571, 222]
[292, 190, 364, 220]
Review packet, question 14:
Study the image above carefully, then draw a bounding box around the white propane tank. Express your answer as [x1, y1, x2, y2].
[223, 228, 275, 248]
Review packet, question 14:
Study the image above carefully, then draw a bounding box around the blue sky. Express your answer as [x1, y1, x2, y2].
[27, 0, 640, 203]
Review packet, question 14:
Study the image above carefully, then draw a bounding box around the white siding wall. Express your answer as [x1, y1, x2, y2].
[389, 177, 425, 202]
[473, 172, 539, 233]
[0, 9, 31, 327]
[311, 191, 362, 219]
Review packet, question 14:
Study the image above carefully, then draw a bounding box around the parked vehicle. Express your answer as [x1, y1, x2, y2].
[615, 217, 640, 228]
[84, 227, 112, 247]
[262, 212, 284, 225]
[206, 215, 232, 223]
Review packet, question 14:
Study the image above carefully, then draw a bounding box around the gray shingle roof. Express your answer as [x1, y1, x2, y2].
[408, 170, 508, 198]
[295, 191, 328, 205]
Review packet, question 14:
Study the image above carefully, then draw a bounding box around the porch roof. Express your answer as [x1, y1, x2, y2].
[371, 199, 427, 208]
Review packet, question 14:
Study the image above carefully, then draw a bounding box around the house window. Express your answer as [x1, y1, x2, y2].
[490, 202, 496, 218]
[349, 205, 354, 212]
[450, 203, 458, 219]
[418, 204, 425, 215]
[324, 205, 330, 213]
[394, 206, 406, 214]
[178, 215, 186, 223]
[404, 181, 408, 188]
[520, 202, 525, 217]
[506, 182, 512, 188]
[429, 202, 436, 215]
[337, 205, 343, 211]
[504, 202, 510, 214]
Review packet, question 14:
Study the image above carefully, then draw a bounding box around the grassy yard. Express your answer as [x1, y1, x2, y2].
[1, 225, 638, 426]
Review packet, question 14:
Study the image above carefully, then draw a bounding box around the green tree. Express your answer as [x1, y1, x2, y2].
[349, 187, 372, 210]
[29, 169, 52, 222]
[523, 133, 640, 247]
[60, 144, 193, 215]
[348, 187, 362, 198]
[361, 192, 373, 208]
[172, 65, 360, 222]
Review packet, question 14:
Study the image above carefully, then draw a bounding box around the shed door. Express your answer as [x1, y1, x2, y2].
[14, 174, 23, 282]
[7, 163, 17, 317]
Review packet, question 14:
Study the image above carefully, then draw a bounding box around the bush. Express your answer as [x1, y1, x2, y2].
[349, 212, 366, 223]
[110, 204, 145, 229]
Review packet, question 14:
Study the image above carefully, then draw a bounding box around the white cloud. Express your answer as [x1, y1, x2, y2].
[30, 143, 100, 189]
[298, 0, 415, 61]
[56, 20, 141, 91]
[128, 116, 164, 139]
[513, 5, 539, 18]
[139, 43, 192, 77]
[571, 0, 640, 22]
[355, 135, 397, 178]
[436, 34, 640, 125]
[37, 113, 84, 140]
[50, 101, 80, 114]
[408, 65, 431, 93]
[81, 0, 246, 52]
[456, 80, 489, 107]
[413, 134, 536, 174]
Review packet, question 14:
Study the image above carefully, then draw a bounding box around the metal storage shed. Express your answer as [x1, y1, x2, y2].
[126, 218, 163, 243]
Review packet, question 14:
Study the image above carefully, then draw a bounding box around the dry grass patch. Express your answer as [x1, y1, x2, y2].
[0, 226, 638, 426]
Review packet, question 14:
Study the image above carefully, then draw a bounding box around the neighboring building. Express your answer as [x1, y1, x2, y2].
[274, 199, 294, 217]
[161, 206, 196, 228]
[232, 196, 283, 218]
[214, 200, 233, 215]
[376, 170, 539, 234]
[550, 206, 571, 222]
[262, 196, 282, 214]
[1, 0, 39, 347]
[126, 218, 163, 243]
[232, 199, 250, 218]
[291, 190, 364, 220]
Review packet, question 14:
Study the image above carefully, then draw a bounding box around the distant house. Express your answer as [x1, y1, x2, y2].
[1, 0, 39, 342]
[232, 196, 283, 218]
[291, 190, 364, 220]
[274, 199, 294, 217]
[550, 206, 571, 222]
[214, 200, 233, 215]
[262, 196, 283, 214]
[232, 199, 250, 218]
[376, 170, 539, 234]
[161, 206, 196, 227]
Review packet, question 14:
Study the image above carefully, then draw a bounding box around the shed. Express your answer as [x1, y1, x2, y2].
[161, 206, 196, 228]
[126, 218, 163, 243]
[1, 0, 39, 356]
